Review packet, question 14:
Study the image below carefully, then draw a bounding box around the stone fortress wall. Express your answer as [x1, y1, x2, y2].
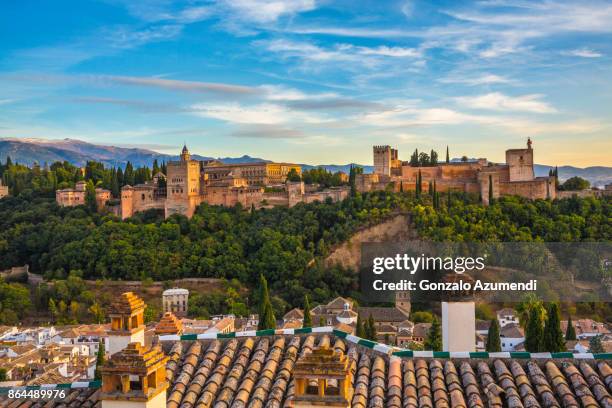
[358, 138, 557, 205]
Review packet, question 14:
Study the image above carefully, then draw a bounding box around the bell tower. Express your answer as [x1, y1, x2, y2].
[293, 345, 353, 408]
[107, 292, 146, 356]
[100, 342, 169, 408]
[395, 290, 411, 316]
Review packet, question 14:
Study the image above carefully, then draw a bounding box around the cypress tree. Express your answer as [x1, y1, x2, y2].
[303, 295, 312, 328]
[124, 162, 135, 186]
[446, 146, 449, 163]
[117, 167, 124, 186]
[486, 319, 502, 352]
[488, 174, 493, 203]
[349, 165, 357, 197]
[94, 341, 105, 380]
[85, 180, 97, 213]
[257, 274, 276, 330]
[356, 314, 366, 338]
[428, 179, 433, 196]
[543, 303, 565, 352]
[433, 181, 440, 209]
[425, 317, 442, 351]
[565, 315, 576, 341]
[366, 314, 377, 341]
[525, 306, 544, 352]
[110, 168, 120, 198]
[416, 170, 422, 198]
[447, 189, 452, 211]
[152, 159, 160, 175]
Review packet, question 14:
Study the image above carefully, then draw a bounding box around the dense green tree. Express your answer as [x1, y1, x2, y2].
[85, 180, 97, 212]
[411, 311, 434, 323]
[356, 314, 366, 338]
[365, 314, 377, 341]
[446, 146, 450, 163]
[430, 150, 438, 165]
[560, 176, 590, 191]
[424, 317, 442, 351]
[543, 303, 566, 352]
[152, 159, 160, 175]
[124, 162, 135, 186]
[286, 168, 301, 182]
[110, 168, 120, 198]
[0, 280, 32, 324]
[94, 341, 105, 380]
[589, 335, 604, 353]
[257, 274, 276, 330]
[525, 306, 544, 352]
[565, 315, 576, 340]
[486, 319, 502, 352]
[303, 295, 312, 327]
[410, 149, 419, 166]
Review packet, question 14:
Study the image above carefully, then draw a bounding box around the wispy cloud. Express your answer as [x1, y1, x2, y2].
[439, 74, 512, 86]
[454, 92, 556, 113]
[107, 76, 259, 95]
[256, 39, 424, 74]
[561, 48, 603, 58]
[231, 124, 305, 139]
[189, 102, 328, 125]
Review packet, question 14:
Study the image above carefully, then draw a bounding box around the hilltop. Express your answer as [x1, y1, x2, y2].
[1, 138, 610, 187]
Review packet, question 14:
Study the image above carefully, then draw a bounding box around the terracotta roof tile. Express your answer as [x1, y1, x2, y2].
[5, 334, 612, 408]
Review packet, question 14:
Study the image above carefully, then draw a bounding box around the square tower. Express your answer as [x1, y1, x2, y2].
[166, 144, 202, 218]
[506, 138, 535, 182]
[107, 292, 146, 356]
[373, 145, 393, 176]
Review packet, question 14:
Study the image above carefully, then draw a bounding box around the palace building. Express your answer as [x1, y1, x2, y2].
[119, 145, 348, 219]
[0, 179, 9, 199]
[56, 180, 111, 209]
[359, 139, 557, 204]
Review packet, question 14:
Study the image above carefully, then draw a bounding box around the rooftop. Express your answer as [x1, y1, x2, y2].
[2, 329, 611, 408]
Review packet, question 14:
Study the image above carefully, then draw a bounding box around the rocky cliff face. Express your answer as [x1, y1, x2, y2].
[324, 213, 415, 270]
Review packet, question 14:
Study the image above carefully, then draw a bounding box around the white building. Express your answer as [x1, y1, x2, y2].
[500, 323, 525, 352]
[163, 287, 189, 317]
[497, 308, 519, 328]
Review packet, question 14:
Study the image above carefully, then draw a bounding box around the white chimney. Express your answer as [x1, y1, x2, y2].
[441, 301, 475, 352]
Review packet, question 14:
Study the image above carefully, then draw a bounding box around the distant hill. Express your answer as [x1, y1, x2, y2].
[0, 138, 268, 168]
[1, 138, 610, 187]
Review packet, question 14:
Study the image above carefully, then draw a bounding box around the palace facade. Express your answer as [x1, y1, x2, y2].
[358, 139, 556, 204]
[120, 145, 349, 219]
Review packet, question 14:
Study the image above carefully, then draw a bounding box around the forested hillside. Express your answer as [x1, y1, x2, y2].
[0, 158, 610, 324]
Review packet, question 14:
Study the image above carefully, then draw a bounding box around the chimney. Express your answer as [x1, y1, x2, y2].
[440, 274, 475, 352]
[107, 292, 146, 356]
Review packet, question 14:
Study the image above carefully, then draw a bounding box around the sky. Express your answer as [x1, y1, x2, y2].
[1, 0, 611, 167]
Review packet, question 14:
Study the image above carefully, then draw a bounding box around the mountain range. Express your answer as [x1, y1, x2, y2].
[1, 138, 610, 187]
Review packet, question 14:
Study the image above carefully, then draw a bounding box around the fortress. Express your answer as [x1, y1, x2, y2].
[358, 139, 556, 204]
[55, 140, 556, 218]
[119, 145, 349, 219]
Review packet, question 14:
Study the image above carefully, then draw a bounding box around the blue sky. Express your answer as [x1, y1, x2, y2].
[1, 0, 611, 166]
